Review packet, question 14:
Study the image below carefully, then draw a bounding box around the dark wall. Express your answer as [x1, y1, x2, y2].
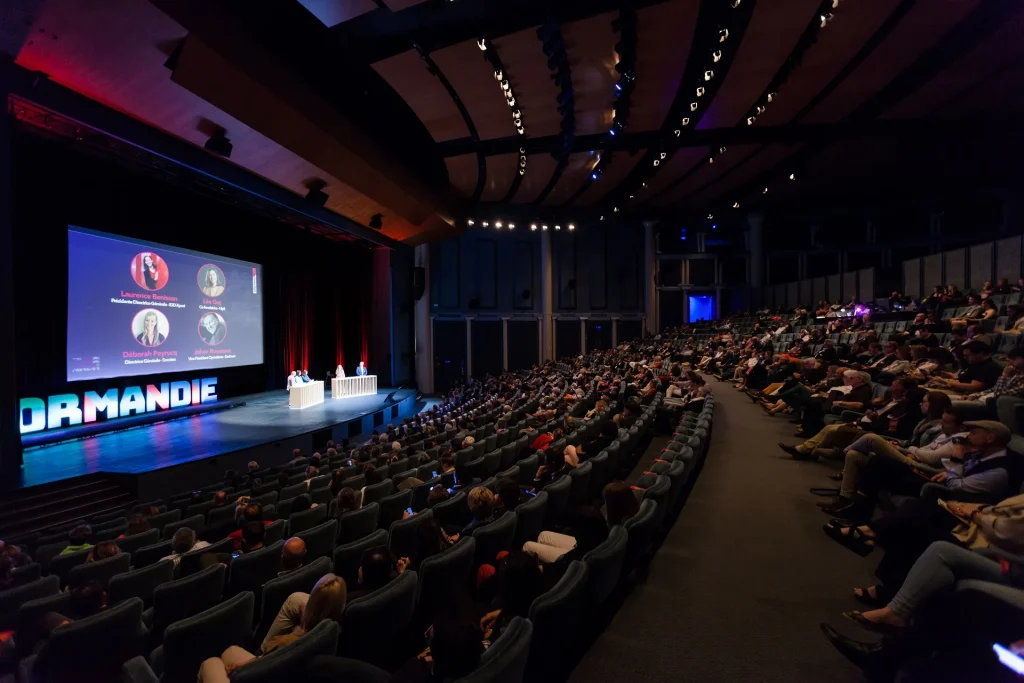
[12, 131, 371, 402]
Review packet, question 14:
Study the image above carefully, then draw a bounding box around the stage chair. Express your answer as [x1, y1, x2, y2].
[17, 597, 146, 683]
[68, 551, 131, 589]
[253, 556, 332, 645]
[361, 479, 394, 507]
[527, 560, 588, 675]
[150, 592, 254, 683]
[34, 541, 70, 573]
[149, 563, 227, 642]
[288, 505, 328, 535]
[387, 509, 433, 562]
[460, 617, 532, 683]
[162, 514, 205, 541]
[50, 547, 93, 588]
[512, 491, 547, 548]
[377, 489, 413, 530]
[279, 482, 308, 501]
[180, 537, 234, 577]
[107, 560, 175, 609]
[416, 537, 475, 623]
[338, 503, 379, 543]
[264, 519, 286, 545]
[332, 529, 388, 587]
[582, 525, 628, 609]
[144, 509, 181, 533]
[0, 575, 59, 631]
[472, 511, 516, 568]
[339, 572, 417, 668]
[294, 519, 337, 563]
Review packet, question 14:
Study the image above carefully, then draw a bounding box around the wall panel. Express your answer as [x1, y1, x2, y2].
[508, 320, 538, 370]
[512, 241, 535, 310]
[996, 236, 1022, 284]
[842, 271, 857, 303]
[474, 239, 498, 309]
[555, 232, 577, 310]
[903, 258, 921, 299]
[969, 242, 993, 291]
[858, 267, 874, 304]
[922, 254, 943, 293]
[798, 279, 812, 306]
[943, 248, 966, 292]
[812, 277, 826, 305]
[828, 274, 841, 302]
[471, 320, 503, 378]
[786, 282, 799, 309]
[555, 319, 581, 358]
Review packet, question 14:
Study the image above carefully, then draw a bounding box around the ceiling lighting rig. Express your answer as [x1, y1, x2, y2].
[482, 43, 528, 178]
[587, 6, 638, 189]
[538, 21, 575, 181]
[467, 218, 577, 232]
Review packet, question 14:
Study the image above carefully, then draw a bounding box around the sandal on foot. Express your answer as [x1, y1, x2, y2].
[827, 472, 843, 481]
[824, 523, 875, 557]
[842, 611, 904, 636]
[853, 587, 885, 608]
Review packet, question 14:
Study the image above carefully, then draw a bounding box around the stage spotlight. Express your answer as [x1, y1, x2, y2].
[609, 129, 616, 136]
[713, 50, 722, 62]
[568, 224, 575, 231]
[554, 224, 561, 230]
[653, 159, 660, 167]
[681, 117, 690, 126]
[494, 70, 503, 81]
[600, 215, 605, 220]
[613, 206, 619, 212]
[762, 187, 768, 194]
[719, 28, 729, 42]
[542, 224, 548, 230]
[477, 39, 487, 50]
[707, 213, 713, 219]
[673, 129, 681, 137]
[642, 182, 647, 188]
[789, 173, 796, 180]
[592, 173, 599, 180]
[747, 116, 756, 125]
[705, 70, 714, 81]
[690, 102, 698, 111]
[531, 224, 538, 231]
[519, 169, 525, 175]
[767, 92, 776, 102]
[495, 221, 503, 228]
[719, 146, 727, 153]
[733, 202, 740, 208]
[708, 156, 714, 164]
[508, 223, 515, 229]
[482, 221, 489, 227]
[467, 219, 475, 226]
[369, 213, 384, 230]
[696, 87, 705, 97]
[660, 152, 667, 159]
[304, 179, 329, 207]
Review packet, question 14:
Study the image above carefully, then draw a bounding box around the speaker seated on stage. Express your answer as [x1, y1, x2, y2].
[336, 364, 345, 379]
[286, 371, 297, 390]
[356, 362, 368, 377]
[301, 369, 311, 383]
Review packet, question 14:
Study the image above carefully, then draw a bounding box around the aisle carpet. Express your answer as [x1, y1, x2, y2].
[569, 380, 878, 683]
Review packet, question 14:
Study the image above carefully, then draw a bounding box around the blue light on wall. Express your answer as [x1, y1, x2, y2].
[688, 295, 714, 322]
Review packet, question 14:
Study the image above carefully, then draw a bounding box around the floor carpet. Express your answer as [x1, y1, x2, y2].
[569, 381, 879, 683]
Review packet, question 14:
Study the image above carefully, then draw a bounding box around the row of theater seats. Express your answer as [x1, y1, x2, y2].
[1, 376, 715, 683]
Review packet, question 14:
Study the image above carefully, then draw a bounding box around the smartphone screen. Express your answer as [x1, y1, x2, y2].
[231, 552, 241, 559]
[994, 644, 1024, 674]
[431, 471, 438, 479]
[405, 507, 414, 515]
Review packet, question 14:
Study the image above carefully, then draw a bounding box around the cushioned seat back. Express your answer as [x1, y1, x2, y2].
[587, 453, 610, 499]
[0, 575, 59, 631]
[340, 572, 417, 667]
[339, 503, 380, 543]
[412, 477, 442, 511]
[417, 536, 475, 619]
[251, 490, 279, 508]
[496, 431, 510, 449]
[567, 461, 593, 506]
[108, 560, 175, 608]
[472, 511, 516, 567]
[309, 475, 331, 491]
[206, 503, 240, 528]
[34, 541, 69, 574]
[186, 500, 216, 519]
[228, 540, 284, 598]
[623, 499, 657, 576]
[388, 509, 434, 563]
[180, 537, 234, 577]
[279, 482, 308, 501]
[514, 434, 529, 455]
[49, 547, 92, 588]
[262, 519, 285, 545]
[362, 480, 394, 507]
[390, 469, 418, 488]
[31, 597, 145, 683]
[232, 620, 340, 683]
[484, 434, 497, 454]
[151, 563, 226, 640]
[499, 443, 518, 470]
[527, 561, 588, 670]
[664, 460, 688, 512]
[133, 540, 173, 569]
[295, 519, 338, 562]
[455, 617, 532, 683]
[341, 474, 367, 491]
[160, 591, 254, 683]
[144, 509, 182, 534]
[11, 563, 40, 587]
[472, 440, 486, 460]
[481, 451, 503, 478]
[163, 514, 205, 541]
[16, 592, 71, 656]
[68, 551, 131, 589]
[254, 556, 333, 644]
[431, 491, 471, 530]
[582, 526, 627, 607]
[378, 489, 414, 530]
[112, 530, 161, 564]
[288, 505, 328, 535]
[332, 529, 389, 587]
[455, 447, 476, 468]
[517, 453, 539, 486]
[642, 475, 671, 529]
[415, 462, 439, 482]
[540, 476, 570, 528]
[512, 491, 548, 547]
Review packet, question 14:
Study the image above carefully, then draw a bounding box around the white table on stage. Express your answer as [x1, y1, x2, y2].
[332, 374, 377, 399]
[289, 380, 325, 409]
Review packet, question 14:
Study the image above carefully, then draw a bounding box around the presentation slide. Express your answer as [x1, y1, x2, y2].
[66, 227, 264, 381]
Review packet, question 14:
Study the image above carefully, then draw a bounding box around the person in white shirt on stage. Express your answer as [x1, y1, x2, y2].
[287, 371, 297, 390]
[336, 364, 345, 378]
[356, 362, 368, 377]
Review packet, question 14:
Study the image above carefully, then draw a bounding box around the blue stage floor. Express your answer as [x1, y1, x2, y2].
[19, 388, 416, 489]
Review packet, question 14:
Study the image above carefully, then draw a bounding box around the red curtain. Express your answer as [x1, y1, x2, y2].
[334, 294, 345, 368]
[282, 272, 313, 374]
[360, 294, 370, 365]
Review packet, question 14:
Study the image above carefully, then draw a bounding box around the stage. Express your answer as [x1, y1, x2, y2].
[18, 387, 420, 500]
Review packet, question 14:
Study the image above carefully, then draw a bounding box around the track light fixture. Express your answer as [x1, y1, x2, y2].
[690, 102, 698, 111]
[495, 221, 503, 228]
[789, 173, 796, 180]
[508, 223, 515, 230]
[494, 70, 503, 81]
[554, 224, 561, 231]
[719, 29, 729, 42]
[747, 116, 756, 125]
[762, 187, 768, 194]
[660, 152, 667, 159]
[482, 221, 489, 227]
[477, 39, 487, 51]
[733, 202, 740, 208]
[673, 129, 681, 137]
[542, 224, 548, 231]
[719, 146, 727, 153]
[681, 117, 690, 126]
[467, 219, 475, 226]
[713, 50, 722, 63]
[696, 87, 705, 97]
[704, 70, 714, 81]
[531, 224, 538, 231]
[568, 224, 575, 231]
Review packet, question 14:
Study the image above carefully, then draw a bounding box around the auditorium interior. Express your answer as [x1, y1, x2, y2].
[1, 0, 1023, 681]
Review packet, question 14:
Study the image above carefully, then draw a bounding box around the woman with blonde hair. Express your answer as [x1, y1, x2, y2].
[135, 310, 165, 346]
[198, 573, 347, 682]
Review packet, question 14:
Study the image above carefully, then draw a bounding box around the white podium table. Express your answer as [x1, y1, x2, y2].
[289, 380, 325, 409]
[332, 374, 377, 399]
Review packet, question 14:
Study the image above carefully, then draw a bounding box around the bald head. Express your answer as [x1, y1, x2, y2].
[281, 537, 307, 571]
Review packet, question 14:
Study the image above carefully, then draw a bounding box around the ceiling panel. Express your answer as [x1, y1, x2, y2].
[936, 62, 1024, 118]
[432, 39, 519, 140]
[383, 0, 428, 11]
[755, 0, 902, 126]
[574, 149, 646, 205]
[628, 0, 700, 132]
[493, 25, 562, 138]
[882, 6, 1024, 119]
[480, 153, 519, 201]
[296, 0, 377, 28]
[633, 147, 708, 201]
[683, 143, 804, 207]
[802, 0, 982, 123]
[372, 49, 471, 142]
[542, 152, 596, 205]
[657, 143, 760, 205]
[445, 153, 478, 197]
[511, 154, 558, 203]
[563, 12, 619, 136]
[698, 0, 823, 129]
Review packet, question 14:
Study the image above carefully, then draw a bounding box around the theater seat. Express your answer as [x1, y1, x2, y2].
[431, 491, 471, 532]
[622, 499, 658, 580]
[377, 489, 414, 530]
[339, 572, 417, 668]
[388, 509, 434, 563]
[333, 529, 388, 587]
[361, 480, 394, 507]
[582, 525, 628, 608]
[472, 511, 516, 567]
[416, 537, 475, 621]
[68, 551, 131, 589]
[254, 556, 333, 645]
[49, 547, 92, 588]
[162, 515, 204, 541]
[516, 453, 539, 486]
[20, 597, 146, 683]
[228, 541, 284, 599]
[455, 617, 532, 683]
[288, 505, 328, 535]
[179, 537, 234, 577]
[0, 575, 59, 631]
[295, 519, 338, 562]
[220, 620, 339, 683]
[512, 491, 547, 548]
[527, 560, 587, 675]
[339, 503, 379, 543]
[148, 563, 226, 642]
[116, 529, 161, 560]
[108, 561, 175, 609]
[150, 591, 254, 683]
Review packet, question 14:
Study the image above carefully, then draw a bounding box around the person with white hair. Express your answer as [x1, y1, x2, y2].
[392, 441, 402, 453]
[780, 370, 876, 459]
